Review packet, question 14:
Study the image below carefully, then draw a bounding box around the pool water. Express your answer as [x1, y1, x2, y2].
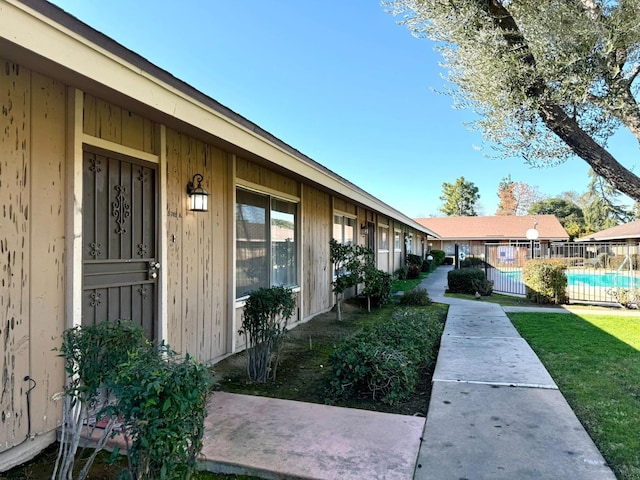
[499, 270, 640, 289]
[567, 272, 640, 289]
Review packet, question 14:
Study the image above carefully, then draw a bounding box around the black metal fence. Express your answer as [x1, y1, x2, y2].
[484, 242, 640, 304]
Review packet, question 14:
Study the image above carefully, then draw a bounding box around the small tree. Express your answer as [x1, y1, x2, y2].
[239, 286, 296, 382]
[330, 239, 366, 321]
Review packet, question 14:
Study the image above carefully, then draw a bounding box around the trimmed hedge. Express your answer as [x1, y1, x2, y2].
[447, 269, 493, 296]
[327, 308, 443, 405]
[429, 249, 446, 265]
[522, 259, 568, 304]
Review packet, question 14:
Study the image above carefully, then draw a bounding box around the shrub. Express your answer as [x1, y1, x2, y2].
[442, 256, 454, 265]
[327, 309, 443, 405]
[522, 259, 568, 304]
[239, 286, 296, 382]
[608, 288, 639, 309]
[447, 269, 492, 295]
[429, 249, 446, 265]
[395, 266, 409, 280]
[460, 256, 485, 269]
[362, 266, 392, 310]
[400, 287, 432, 306]
[421, 258, 432, 272]
[406, 253, 422, 267]
[54, 320, 214, 480]
[112, 345, 215, 480]
[407, 263, 421, 279]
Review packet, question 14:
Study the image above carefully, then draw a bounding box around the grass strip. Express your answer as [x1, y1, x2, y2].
[510, 312, 640, 480]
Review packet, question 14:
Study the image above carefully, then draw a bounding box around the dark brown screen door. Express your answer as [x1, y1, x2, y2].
[82, 148, 158, 339]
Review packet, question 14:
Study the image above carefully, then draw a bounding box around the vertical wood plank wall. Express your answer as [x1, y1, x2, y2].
[83, 94, 156, 154]
[29, 72, 66, 436]
[236, 157, 300, 197]
[0, 60, 66, 452]
[164, 129, 228, 361]
[302, 186, 332, 319]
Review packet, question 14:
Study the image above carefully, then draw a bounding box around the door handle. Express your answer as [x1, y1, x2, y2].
[149, 261, 160, 279]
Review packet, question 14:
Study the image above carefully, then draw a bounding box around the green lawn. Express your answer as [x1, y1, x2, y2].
[509, 312, 640, 480]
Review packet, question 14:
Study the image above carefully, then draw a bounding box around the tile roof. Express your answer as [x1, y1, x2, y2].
[415, 215, 569, 241]
[575, 219, 640, 242]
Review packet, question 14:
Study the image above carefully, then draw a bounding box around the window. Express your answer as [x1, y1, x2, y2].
[333, 214, 355, 244]
[394, 230, 401, 252]
[236, 189, 298, 298]
[378, 225, 389, 251]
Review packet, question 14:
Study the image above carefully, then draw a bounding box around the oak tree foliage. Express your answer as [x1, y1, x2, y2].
[386, 0, 640, 201]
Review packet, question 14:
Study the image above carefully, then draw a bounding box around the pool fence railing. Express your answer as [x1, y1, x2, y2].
[483, 241, 639, 305]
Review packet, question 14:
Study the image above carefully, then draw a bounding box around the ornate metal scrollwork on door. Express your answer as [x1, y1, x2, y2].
[138, 286, 148, 299]
[137, 243, 148, 257]
[89, 242, 102, 258]
[112, 185, 131, 235]
[138, 166, 147, 183]
[89, 158, 102, 173]
[89, 291, 101, 307]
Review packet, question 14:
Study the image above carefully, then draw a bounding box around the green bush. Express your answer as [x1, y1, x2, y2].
[112, 345, 215, 480]
[460, 256, 485, 268]
[522, 259, 568, 304]
[406, 253, 423, 267]
[362, 266, 392, 309]
[327, 308, 443, 405]
[239, 286, 296, 382]
[55, 320, 214, 480]
[429, 249, 446, 265]
[407, 263, 421, 279]
[395, 266, 409, 280]
[447, 269, 492, 295]
[400, 287, 432, 306]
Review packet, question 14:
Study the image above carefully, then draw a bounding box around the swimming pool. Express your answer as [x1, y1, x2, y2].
[567, 271, 640, 289]
[497, 269, 640, 289]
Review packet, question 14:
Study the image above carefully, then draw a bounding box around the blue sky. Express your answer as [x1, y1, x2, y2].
[49, 0, 637, 217]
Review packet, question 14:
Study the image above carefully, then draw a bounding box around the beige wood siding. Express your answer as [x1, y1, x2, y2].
[333, 197, 356, 216]
[236, 157, 299, 197]
[165, 129, 228, 361]
[0, 60, 66, 452]
[83, 94, 156, 154]
[302, 186, 332, 319]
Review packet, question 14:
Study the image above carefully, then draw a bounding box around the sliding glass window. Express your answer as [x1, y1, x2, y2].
[236, 189, 298, 299]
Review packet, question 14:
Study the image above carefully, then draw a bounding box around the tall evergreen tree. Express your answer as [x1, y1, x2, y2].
[440, 176, 480, 216]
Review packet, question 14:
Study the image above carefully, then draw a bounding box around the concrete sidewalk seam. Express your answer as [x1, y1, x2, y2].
[432, 379, 560, 390]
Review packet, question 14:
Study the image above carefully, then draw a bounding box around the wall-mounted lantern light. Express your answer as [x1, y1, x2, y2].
[360, 223, 369, 236]
[187, 173, 209, 212]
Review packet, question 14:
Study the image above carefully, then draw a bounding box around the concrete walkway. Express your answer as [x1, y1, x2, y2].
[415, 266, 615, 479]
[198, 266, 617, 479]
[200, 392, 424, 479]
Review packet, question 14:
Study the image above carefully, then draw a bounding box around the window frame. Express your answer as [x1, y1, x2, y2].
[333, 212, 357, 245]
[394, 229, 402, 252]
[235, 187, 299, 300]
[378, 224, 389, 252]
